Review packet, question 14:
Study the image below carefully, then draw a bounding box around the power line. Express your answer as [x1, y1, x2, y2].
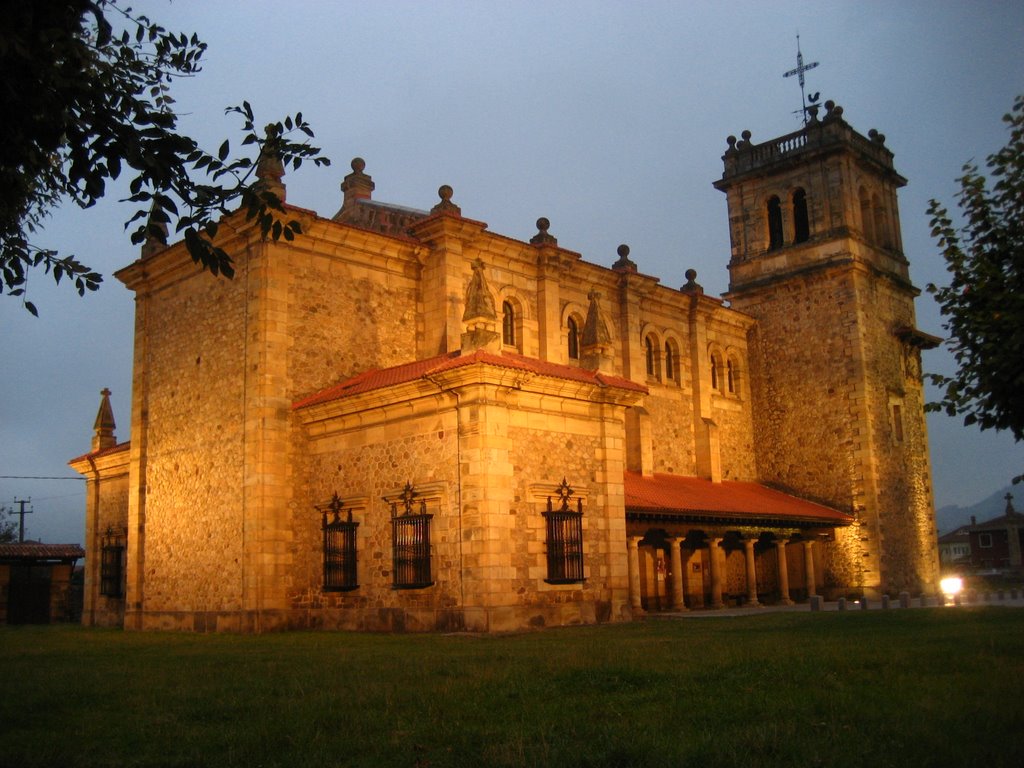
[0, 475, 84, 481]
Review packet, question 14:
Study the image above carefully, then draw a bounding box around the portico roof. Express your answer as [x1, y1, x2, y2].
[624, 471, 853, 527]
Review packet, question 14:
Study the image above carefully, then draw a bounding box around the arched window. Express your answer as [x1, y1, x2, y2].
[873, 194, 890, 249]
[860, 187, 874, 243]
[502, 301, 516, 347]
[567, 316, 580, 360]
[710, 354, 719, 390]
[792, 188, 809, 243]
[664, 341, 675, 381]
[726, 359, 735, 394]
[767, 196, 784, 250]
[645, 336, 656, 377]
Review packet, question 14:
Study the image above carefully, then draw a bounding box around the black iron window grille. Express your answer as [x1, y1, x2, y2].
[100, 526, 126, 598]
[390, 482, 433, 589]
[544, 478, 585, 584]
[322, 493, 359, 592]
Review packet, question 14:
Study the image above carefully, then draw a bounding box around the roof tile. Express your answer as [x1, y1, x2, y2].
[624, 471, 852, 524]
[294, 350, 647, 409]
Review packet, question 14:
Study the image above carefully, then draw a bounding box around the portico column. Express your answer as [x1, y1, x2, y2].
[708, 536, 724, 609]
[669, 536, 687, 611]
[802, 539, 818, 599]
[627, 536, 644, 614]
[775, 538, 794, 605]
[742, 536, 760, 607]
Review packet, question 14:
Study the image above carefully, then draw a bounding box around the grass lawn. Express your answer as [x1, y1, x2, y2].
[1, 607, 1022, 767]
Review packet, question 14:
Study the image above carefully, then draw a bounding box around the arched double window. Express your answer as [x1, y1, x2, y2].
[567, 316, 581, 360]
[873, 193, 891, 249]
[767, 196, 784, 250]
[664, 340, 677, 382]
[792, 188, 809, 244]
[645, 336, 657, 377]
[860, 187, 874, 243]
[502, 301, 516, 347]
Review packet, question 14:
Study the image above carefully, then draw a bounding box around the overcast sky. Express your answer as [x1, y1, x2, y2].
[2, 0, 1023, 544]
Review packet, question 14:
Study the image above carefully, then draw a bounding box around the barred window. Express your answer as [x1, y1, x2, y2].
[390, 483, 433, 589]
[100, 527, 125, 598]
[544, 479, 585, 584]
[322, 494, 359, 592]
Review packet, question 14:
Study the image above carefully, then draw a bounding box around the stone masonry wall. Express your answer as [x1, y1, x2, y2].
[644, 392, 697, 476]
[138, 262, 248, 616]
[735, 264, 937, 594]
[292, 415, 461, 631]
[285, 246, 421, 400]
[735, 267, 865, 591]
[507, 423, 620, 624]
[852, 272, 938, 592]
[90, 473, 129, 626]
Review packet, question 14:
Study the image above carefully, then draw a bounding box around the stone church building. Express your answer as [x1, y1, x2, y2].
[70, 101, 941, 632]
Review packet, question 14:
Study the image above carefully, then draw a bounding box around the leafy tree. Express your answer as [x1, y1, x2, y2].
[926, 94, 1024, 481]
[0, 507, 17, 544]
[1, 0, 330, 315]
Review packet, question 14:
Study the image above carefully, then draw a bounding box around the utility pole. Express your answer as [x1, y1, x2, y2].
[12, 497, 32, 543]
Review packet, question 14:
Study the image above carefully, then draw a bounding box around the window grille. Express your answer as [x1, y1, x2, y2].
[322, 493, 359, 591]
[544, 478, 585, 584]
[390, 483, 433, 589]
[100, 527, 125, 598]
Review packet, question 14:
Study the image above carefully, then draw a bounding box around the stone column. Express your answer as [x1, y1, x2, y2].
[775, 538, 794, 605]
[669, 536, 687, 611]
[742, 536, 760, 607]
[708, 536, 724, 609]
[627, 536, 644, 614]
[803, 539, 818, 599]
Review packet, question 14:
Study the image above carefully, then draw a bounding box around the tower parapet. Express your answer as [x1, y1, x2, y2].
[720, 102, 900, 180]
[715, 101, 910, 295]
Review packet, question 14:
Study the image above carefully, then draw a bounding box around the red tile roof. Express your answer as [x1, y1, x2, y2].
[624, 472, 852, 525]
[294, 350, 647, 409]
[0, 543, 85, 561]
[68, 440, 131, 465]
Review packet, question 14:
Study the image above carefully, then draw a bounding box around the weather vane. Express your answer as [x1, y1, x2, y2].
[783, 34, 820, 126]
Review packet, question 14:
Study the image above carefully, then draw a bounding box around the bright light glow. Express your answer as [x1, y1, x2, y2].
[940, 576, 963, 596]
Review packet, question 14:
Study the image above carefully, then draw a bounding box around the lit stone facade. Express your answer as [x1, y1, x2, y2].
[70, 105, 939, 632]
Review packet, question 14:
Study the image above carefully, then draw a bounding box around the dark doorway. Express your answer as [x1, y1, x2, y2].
[7, 565, 52, 624]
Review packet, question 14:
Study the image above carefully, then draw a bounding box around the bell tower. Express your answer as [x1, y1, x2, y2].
[714, 101, 940, 597]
